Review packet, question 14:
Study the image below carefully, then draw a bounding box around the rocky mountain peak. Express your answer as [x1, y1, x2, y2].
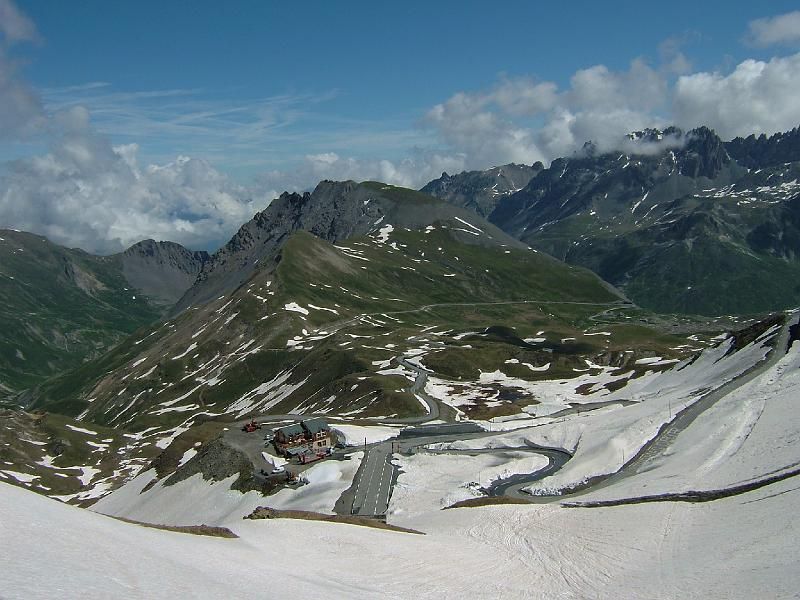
[119, 240, 209, 307]
[174, 180, 525, 313]
[679, 126, 730, 179]
[420, 162, 543, 217]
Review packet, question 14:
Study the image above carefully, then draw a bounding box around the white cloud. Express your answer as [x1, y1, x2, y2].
[567, 60, 667, 113]
[0, 108, 270, 253]
[673, 53, 800, 138]
[0, 0, 40, 45]
[424, 59, 670, 168]
[421, 48, 800, 170]
[426, 90, 549, 168]
[251, 47, 800, 193]
[256, 151, 467, 194]
[0, 1, 44, 140]
[0, 1, 271, 254]
[747, 11, 800, 47]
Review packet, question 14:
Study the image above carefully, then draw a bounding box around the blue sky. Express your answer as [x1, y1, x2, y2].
[11, 1, 800, 173]
[1, 1, 800, 252]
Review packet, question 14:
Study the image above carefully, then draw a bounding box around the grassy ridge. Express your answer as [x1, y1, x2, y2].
[27, 221, 695, 430]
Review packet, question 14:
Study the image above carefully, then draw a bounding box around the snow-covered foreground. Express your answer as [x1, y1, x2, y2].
[3, 469, 799, 599]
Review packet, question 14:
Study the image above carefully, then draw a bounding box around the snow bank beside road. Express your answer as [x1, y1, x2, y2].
[265, 452, 363, 515]
[331, 424, 401, 446]
[5, 446, 800, 600]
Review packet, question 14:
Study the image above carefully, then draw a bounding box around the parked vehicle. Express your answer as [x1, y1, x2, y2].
[298, 448, 331, 464]
[242, 420, 261, 433]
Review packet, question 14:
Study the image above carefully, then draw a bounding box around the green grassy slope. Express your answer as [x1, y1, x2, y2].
[0, 230, 161, 399]
[28, 221, 705, 430]
[536, 196, 800, 315]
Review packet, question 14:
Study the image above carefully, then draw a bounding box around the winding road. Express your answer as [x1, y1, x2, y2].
[335, 311, 799, 515]
[228, 309, 799, 518]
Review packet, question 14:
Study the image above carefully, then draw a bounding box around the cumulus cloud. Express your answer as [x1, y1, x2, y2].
[673, 53, 800, 138]
[423, 59, 671, 167]
[747, 11, 800, 47]
[421, 46, 800, 171]
[257, 45, 800, 192]
[0, 107, 270, 253]
[0, 0, 269, 254]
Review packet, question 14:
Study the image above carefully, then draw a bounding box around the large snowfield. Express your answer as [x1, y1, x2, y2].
[3, 333, 800, 598]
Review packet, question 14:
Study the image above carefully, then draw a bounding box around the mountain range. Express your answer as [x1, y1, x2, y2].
[0, 149, 778, 509]
[26, 181, 632, 423]
[422, 126, 800, 315]
[5, 124, 799, 409]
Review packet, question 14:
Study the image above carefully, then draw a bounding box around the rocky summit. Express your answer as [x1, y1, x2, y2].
[420, 163, 543, 218]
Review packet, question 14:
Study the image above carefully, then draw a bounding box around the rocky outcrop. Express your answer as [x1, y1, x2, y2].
[726, 127, 800, 169]
[421, 163, 542, 217]
[119, 240, 209, 307]
[164, 437, 255, 491]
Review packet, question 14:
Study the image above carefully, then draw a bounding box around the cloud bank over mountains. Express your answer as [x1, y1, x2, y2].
[1, 0, 800, 254]
[2, 106, 269, 253]
[425, 50, 800, 169]
[0, 0, 272, 253]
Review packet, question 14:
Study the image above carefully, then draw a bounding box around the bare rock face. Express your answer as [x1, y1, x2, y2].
[726, 126, 800, 169]
[119, 240, 209, 307]
[421, 163, 543, 218]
